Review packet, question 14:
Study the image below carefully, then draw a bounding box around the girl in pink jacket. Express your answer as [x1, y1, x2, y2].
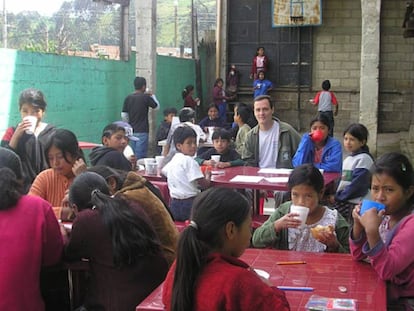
[350, 152, 414, 308]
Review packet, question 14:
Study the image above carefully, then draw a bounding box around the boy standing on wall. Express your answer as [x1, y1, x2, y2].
[311, 79, 338, 137]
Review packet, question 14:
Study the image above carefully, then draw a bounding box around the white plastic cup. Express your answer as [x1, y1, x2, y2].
[145, 160, 157, 175]
[155, 155, 165, 168]
[210, 155, 220, 167]
[23, 116, 37, 134]
[290, 205, 309, 228]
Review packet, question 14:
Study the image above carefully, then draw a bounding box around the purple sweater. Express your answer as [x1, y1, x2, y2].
[350, 213, 414, 300]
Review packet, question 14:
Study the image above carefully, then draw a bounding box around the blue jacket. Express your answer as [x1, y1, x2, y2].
[292, 134, 342, 172]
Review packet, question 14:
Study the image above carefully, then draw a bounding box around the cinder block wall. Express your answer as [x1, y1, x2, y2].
[238, 0, 413, 137]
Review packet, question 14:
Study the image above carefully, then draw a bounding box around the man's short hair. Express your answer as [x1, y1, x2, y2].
[253, 95, 273, 109]
[179, 107, 196, 122]
[134, 77, 146, 90]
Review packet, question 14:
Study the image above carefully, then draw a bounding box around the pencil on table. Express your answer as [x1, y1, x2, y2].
[276, 261, 306, 265]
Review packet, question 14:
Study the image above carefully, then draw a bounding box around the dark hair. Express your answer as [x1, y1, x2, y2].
[0, 168, 22, 210]
[372, 153, 414, 202]
[45, 129, 85, 166]
[288, 163, 324, 194]
[206, 103, 219, 113]
[310, 114, 331, 130]
[87, 165, 172, 217]
[178, 107, 196, 122]
[102, 123, 126, 141]
[0, 147, 23, 179]
[164, 107, 178, 117]
[253, 95, 273, 109]
[257, 70, 265, 77]
[69, 172, 162, 267]
[173, 126, 196, 148]
[170, 188, 251, 311]
[18, 88, 47, 111]
[214, 78, 224, 87]
[212, 128, 231, 141]
[322, 80, 331, 91]
[134, 76, 146, 90]
[343, 123, 370, 152]
[182, 85, 194, 100]
[256, 46, 265, 54]
[235, 104, 251, 124]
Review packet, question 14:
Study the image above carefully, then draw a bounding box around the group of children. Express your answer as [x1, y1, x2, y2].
[1, 80, 413, 310]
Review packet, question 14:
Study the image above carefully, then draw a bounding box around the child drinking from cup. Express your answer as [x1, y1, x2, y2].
[331, 123, 374, 221]
[292, 114, 342, 173]
[350, 152, 414, 307]
[252, 164, 349, 253]
[195, 128, 244, 169]
[162, 187, 290, 311]
[161, 126, 211, 221]
[1, 88, 56, 192]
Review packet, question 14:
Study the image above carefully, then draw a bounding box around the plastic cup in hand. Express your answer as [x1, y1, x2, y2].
[310, 129, 324, 143]
[290, 205, 309, 228]
[360, 200, 385, 215]
[23, 116, 37, 134]
[211, 155, 220, 167]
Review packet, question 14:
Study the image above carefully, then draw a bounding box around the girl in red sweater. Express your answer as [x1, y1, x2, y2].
[162, 187, 290, 311]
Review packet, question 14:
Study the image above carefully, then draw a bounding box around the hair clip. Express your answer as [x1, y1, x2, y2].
[91, 189, 101, 196]
[401, 163, 407, 172]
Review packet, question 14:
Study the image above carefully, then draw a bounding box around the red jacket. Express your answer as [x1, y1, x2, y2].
[163, 252, 290, 311]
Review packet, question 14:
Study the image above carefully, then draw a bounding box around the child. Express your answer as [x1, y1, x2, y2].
[182, 85, 200, 109]
[253, 70, 273, 98]
[198, 104, 226, 130]
[250, 46, 269, 80]
[226, 64, 240, 99]
[331, 123, 374, 221]
[1, 88, 56, 192]
[311, 79, 338, 137]
[161, 126, 210, 221]
[29, 129, 85, 219]
[162, 187, 290, 311]
[292, 114, 342, 173]
[350, 152, 414, 307]
[0, 147, 63, 311]
[252, 163, 350, 253]
[195, 128, 244, 168]
[89, 122, 137, 171]
[64, 171, 168, 310]
[156, 107, 177, 154]
[233, 103, 252, 156]
[212, 78, 232, 122]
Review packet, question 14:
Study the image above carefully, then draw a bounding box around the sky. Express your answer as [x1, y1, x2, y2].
[3, 0, 66, 16]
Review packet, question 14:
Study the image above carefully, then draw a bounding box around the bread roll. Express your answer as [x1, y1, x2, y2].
[310, 224, 334, 239]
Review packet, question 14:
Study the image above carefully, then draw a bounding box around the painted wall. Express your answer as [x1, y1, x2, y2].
[0, 48, 135, 144]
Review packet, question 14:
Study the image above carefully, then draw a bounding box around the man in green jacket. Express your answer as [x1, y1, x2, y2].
[242, 95, 301, 169]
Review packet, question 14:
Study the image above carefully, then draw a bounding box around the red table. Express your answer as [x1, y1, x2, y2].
[78, 141, 101, 149]
[136, 248, 387, 311]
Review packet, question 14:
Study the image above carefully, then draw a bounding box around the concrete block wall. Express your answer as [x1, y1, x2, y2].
[235, 0, 413, 142]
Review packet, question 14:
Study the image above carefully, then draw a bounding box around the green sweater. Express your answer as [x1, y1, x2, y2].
[252, 201, 350, 253]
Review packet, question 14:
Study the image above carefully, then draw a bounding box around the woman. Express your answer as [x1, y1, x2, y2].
[0, 147, 63, 311]
[87, 165, 178, 266]
[252, 164, 350, 253]
[162, 187, 290, 311]
[1, 88, 55, 192]
[29, 128, 85, 219]
[64, 171, 168, 310]
[350, 152, 414, 308]
[292, 114, 342, 173]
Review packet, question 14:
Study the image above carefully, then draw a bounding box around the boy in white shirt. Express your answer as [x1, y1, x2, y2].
[161, 126, 210, 221]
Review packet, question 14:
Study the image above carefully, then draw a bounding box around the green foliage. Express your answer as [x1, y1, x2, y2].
[0, 0, 216, 53]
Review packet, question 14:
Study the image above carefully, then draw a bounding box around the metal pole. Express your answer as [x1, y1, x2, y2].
[174, 0, 178, 48]
[3, 0, 7, 48]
